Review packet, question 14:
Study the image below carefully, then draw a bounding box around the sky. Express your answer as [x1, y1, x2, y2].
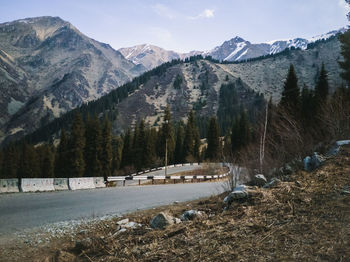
[0, 0, 349, 53]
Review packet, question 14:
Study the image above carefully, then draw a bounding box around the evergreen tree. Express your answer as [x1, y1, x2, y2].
[54, 129, 69, 178]
[231, 116, 240, 153]
[239, 110, 250, 148]
[38, 145, 54, 178]
[111, 136, 123, 173]
[183, 109, 200, 162]
[68, 113, 85, 177]
[339, 29, 350, 83]
[3, 145, 19, 178]
[19, 143, 40, 178]
[301, 85, 316, 127]
[0, 151, 3, 178]
[134, 120, 146, 171]
[101, 117, 113, 180]
[143, 127, 156, 168]
[174, 124, 185, 163]
[280, 64, 300, 115]
[315, 63, 329, 104]
[84, 116, 102, 177]
[160, 106, 175, 165]
[206, 116, 220, 161]
[121, 129, 132, 169]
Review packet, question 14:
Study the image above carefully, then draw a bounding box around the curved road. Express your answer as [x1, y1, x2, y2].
[0, 181, 226, 235]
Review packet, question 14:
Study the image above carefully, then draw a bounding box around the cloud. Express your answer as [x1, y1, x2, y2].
[152, 4, 176, 19]
[188, 9, 215, 20]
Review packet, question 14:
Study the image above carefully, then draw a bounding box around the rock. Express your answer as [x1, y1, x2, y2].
[253, 174, 267, 187]
[263, 178, 281, 188]
[74, 238, 92, 251]
[283, 164, 293, 174]
[304, 152, 326, 171]
[116, 218, 129, 225]
[304, 156, 312, 171]
[180, 210, 205, 221]
[121, 221, 142, 229]
[224, 185, 249, 205]
[150, 212, 178, 229]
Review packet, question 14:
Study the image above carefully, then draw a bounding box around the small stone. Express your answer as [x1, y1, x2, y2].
[253, 174, 267, 187]
[116, 218, 129, 225]
[121, 222, 142, 229]
[181, 210, 204, 221]
[263, 178, 281, 188]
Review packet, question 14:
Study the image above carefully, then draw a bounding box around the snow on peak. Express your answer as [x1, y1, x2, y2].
[224, 42, 247, 61]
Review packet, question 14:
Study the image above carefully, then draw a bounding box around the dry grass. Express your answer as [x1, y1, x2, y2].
[7, 146, 350, 261]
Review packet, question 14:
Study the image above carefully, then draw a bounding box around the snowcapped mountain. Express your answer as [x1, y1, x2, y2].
[118, 44, 201, 70]
[209, 28, 347, 62]
[118, 44, 182, 70]
[120, 28, 347, 68]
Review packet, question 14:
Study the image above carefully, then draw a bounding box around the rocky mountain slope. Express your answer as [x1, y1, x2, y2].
[0, 16, 145, 143]
[120, 29, 346, 69]
[22, 35, 343, 145]
[118, 44, 200, 71]
[115, 36, 342, 132]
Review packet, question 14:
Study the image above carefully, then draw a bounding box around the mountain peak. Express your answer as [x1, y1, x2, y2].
[230, 36, 245, 43]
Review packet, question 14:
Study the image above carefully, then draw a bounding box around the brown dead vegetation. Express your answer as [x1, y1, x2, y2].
[4, 146, 350, 262]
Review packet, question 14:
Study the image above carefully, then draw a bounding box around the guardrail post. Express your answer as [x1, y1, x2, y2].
[173, 179, 176, 184]
[139, 180, 141, 186]
[164, 179, 166, 184]
[152, 179, 154, 185]
[183, 178, 185, 184]
[123, 180, 125, 187]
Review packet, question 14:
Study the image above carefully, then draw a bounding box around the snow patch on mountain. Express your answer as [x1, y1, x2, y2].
[224, 42, 247, 61]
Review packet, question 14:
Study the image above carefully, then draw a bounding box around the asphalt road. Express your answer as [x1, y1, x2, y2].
[0, 181, 226, 235]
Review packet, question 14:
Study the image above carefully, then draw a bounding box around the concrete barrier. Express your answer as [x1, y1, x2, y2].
[54, 178, 69, 191]
[21, 178, 55, 192]
[94, 177, 106, 188]
[0, 179, 19, 193]
[69, 177, 95, 190]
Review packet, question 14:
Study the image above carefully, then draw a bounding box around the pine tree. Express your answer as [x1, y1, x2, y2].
[68, 112, 85, 177]
[231, 116, 240, 153]
[174, 124, 185, 163]
[339, 29, 350, 83]
[160, 106, 175, 165]
[101, 117, 113, 180]
[183, 109, 200, 162]
[280, 64, 300, 115]
[206, 116, 220, 161]
[3, 145, 19, 178]
[315, 63, 329, 104]
[39, 145, 54, 178]
[134, 120, 146, 171]
[84, 116, 102, 177]
[111, 136, 123, 173]
[239, 110, 250, 148]
[121, 129, 132, 169]
[54, 129, 69, 178]
[301, 85, 316, 127]
[19, 143, 40, 178]
[143, 127, 156, 168]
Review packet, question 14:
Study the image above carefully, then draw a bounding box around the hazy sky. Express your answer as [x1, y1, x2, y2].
[1, 0, 349, 52]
